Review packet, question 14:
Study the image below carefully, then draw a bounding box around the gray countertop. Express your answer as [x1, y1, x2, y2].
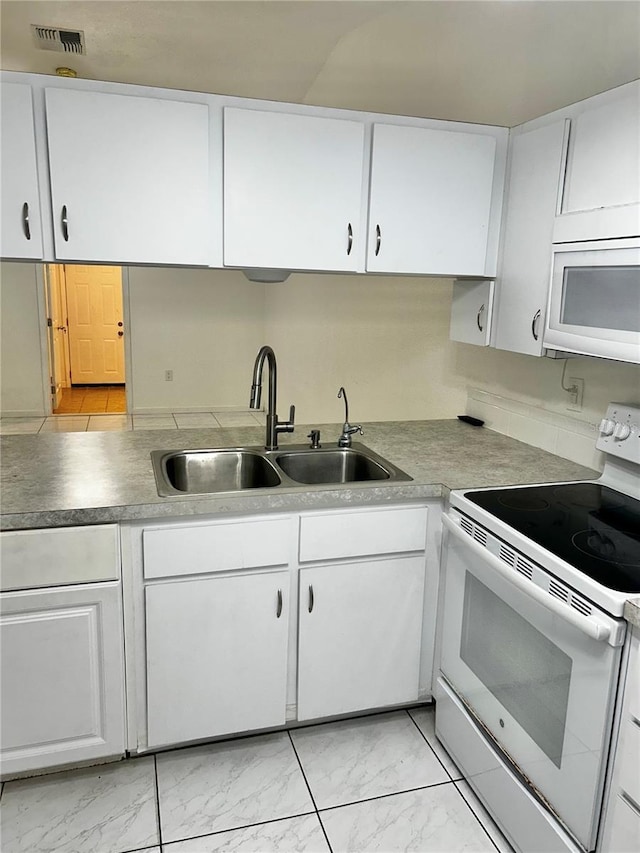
[0, 419, 597, 530]
[624, 599, 640, 629]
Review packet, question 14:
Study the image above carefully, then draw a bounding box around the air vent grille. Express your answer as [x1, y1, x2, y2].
[473, 527, 487, 546]
[32, 25, 86, 54]
[515, 556, 533, 580]
[460, 517, 473, 536]
[549, 579, 569, 603]
[570, 596, 593, 617]
[499, 545, 515, 567]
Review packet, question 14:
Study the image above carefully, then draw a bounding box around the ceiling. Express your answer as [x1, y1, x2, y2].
[1, 1, 639, 127]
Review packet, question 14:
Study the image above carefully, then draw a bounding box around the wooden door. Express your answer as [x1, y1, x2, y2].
[297, 557, 425, 721]
[224, 108, 365, 271]
[366, 123, 497, 276]
[45, 264, 71, 408]
[65, 265, 125, 384]
[145, 571, 289, 748]
[0, 582, 126, 776]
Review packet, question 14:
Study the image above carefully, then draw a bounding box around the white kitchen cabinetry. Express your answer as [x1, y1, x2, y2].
[449, 279, 494, 346]
[0, 82, 43, 260]
[44, 87, 211, 265]
[493, 119, 568, 356]
[145, 571, 289, 748]
[366, 123, 499, 276]
[223, 107, 365, 272]
[0, 525, 125, 778]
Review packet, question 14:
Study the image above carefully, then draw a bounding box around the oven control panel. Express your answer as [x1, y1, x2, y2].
[597, 403, 640, 463]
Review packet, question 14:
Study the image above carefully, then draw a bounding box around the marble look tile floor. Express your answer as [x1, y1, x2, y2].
[0, 707, 514, 853]
[0, 411, 265, 434]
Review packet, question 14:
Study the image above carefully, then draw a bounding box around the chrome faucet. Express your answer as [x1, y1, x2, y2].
[249, 345, 295, 450]
[337, 386, 363, 447]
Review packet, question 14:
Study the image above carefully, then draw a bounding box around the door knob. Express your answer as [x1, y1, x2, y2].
[118, 331, 124, 337]
[118, 322, 123, 327]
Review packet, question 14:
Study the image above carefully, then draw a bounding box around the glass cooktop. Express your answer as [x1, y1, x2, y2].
[464, 482, 640, 593]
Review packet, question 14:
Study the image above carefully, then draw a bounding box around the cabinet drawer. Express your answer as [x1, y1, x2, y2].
[299, 506, 428, 563]
[0, 525, 119, 591]
[143, 516, 291, 579]
[619, 718, 640, 803]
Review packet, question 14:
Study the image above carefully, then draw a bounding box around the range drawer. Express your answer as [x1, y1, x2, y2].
[143, 516, 291, 579]
[0, 525, 119, 591]
[299, 505, 428, 563]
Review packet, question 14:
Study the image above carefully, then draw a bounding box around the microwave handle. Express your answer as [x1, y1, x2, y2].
[442, 514, 616, 645]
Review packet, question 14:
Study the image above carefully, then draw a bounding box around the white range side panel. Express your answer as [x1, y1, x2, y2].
[45, 88, 211, 265]
[0, 82, 43, 259]
[449, 279, 494, 346]
[493, 119, 568, 356]
[366, 123, 497, 276]
[223, 107, 365, 272]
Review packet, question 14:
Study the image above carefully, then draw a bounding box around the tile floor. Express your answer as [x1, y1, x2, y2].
[0, 707, 514, 853]
[0, 410, 265, 435]
[53, 385, 127, 415]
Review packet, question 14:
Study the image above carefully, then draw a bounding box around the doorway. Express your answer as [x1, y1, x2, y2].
[44, 264, 127, 415]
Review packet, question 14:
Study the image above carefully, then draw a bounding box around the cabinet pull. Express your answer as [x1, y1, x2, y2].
[375, 224, 381, 256]
[308, 584, 314, 613]
[476, 303, 485, 332]
[347, 222, 353, 256]
[531, 309, 541, 341]
[22, 202, 31, 240]
[61, 205, 69, 242]
[276, 588, 283, 619]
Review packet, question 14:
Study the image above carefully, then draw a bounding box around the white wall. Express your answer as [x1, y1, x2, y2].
[0, 262, 46, 416]
[127, 267, 264, 412]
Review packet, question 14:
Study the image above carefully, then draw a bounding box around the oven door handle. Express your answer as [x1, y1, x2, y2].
[442, 514, 614, 645]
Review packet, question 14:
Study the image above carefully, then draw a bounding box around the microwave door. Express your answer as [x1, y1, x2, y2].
[439, 515, 623, 850]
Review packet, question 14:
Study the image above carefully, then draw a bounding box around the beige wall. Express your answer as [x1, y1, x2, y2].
[0, 263, 46, 416]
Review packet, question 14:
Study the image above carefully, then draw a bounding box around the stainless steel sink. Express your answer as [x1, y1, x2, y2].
[152, 448, 282, 496]
[151, 442, 411, 496]
[275, 448, 390, 484]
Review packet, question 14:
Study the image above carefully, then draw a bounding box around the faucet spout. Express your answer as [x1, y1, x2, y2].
[337, 385, 363, 448]
[249, 345, 295, 450]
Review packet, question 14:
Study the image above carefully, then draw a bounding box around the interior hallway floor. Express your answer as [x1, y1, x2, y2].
[53, 385, 127, 415]
[0, 706, 514, 853]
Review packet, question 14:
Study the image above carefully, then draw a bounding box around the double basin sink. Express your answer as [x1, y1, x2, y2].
[151, 442, 412, 497]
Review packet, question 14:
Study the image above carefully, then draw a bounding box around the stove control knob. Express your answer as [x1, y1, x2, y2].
[613, 422, 631, 440]
[599, 418, 615, 436]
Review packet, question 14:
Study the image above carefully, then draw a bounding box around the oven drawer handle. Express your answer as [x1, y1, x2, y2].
[442, 514, 614, 645]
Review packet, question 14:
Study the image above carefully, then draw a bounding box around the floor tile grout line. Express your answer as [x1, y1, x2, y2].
[405, 706, 462, 782]
[287, 730, 334, 853]
[454, 779, 512, 853]
[158, 810, 318, 849]
[316, 778, 456, 815]
[153, 753, 164, 850]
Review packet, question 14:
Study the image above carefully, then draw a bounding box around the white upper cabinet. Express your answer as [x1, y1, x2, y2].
[223, 107, 365, 272]
[493, 119, 568, 356]
[366, 123, 498, 276]
[45, 88, 211, 265]
[449, 279, 494, 346]
[0, 82, 43, 259]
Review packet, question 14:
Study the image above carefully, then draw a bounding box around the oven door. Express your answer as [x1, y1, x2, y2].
[439, 512, 625, 851]
[543, 238, 640, 363]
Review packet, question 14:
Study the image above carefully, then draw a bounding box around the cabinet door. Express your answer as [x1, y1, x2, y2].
[450, 279, 494, 346]
[45, 88, 210, 265]
[223, 108, 365, 271]
[297, 557, 425, 721]
[493, 120, 568, 356]
[0, 82, 43, 259]
[0, 582, 126, 776]
[146, 571, 289, 748]
[367, 123, 497, 276]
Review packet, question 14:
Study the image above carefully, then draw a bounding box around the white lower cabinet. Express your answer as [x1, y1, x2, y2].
[145, 570, 289, 748]
[0, 582, 126, 777]
[297, 557, 425, 721]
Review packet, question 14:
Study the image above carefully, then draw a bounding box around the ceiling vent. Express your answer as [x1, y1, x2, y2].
[32, 25, 86, 55]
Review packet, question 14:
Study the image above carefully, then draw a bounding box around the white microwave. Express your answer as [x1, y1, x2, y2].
[544, 238, 640, 363]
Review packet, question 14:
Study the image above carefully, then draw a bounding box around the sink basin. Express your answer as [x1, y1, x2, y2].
[276, 448, 391, 484]
[152, 449, 281, 496]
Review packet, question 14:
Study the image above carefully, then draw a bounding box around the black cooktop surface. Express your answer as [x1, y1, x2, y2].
[464, 482, 640, 593]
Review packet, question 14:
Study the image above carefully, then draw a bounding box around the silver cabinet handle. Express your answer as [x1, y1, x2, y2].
[375, 224, 381, 256]
[476, 303, 485, 332]
[308, 584, 314, 613]
[22, 202, 31, 240]
[347, 222, 353, 256]
[276, 589, 283, 619]
[61, 205, 69, 242]
[531, 309, 541, 341]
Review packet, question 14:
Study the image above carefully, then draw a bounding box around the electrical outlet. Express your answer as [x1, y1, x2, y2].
[567, 377, 584, 411]
[164, 370, 173, 382]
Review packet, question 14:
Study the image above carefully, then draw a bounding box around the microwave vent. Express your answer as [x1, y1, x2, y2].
[32, 25, 86, 54]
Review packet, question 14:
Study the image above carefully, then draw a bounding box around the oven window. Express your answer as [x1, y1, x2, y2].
[461, 573, 572, 769]
[560, 266, 640, 332]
